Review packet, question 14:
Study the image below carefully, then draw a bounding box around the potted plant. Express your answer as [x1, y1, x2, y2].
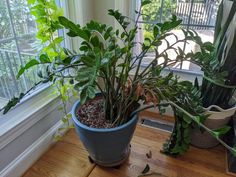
[225, 116, 236, 174]
[162, 0, 236, 155]
[1, 0, 236, 166]
[189, 0, 236, 148]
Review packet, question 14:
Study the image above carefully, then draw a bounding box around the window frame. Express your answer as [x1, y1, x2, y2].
[0, 0, 72, 109]
[0, 0, 72, 126]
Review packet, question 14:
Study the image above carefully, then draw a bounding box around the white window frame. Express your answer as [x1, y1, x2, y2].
[0, 0, 72, 145]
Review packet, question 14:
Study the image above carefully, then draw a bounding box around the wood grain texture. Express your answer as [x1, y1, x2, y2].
[139, 110, 174, 124]
[22, 130, 95, 177]
[22, 124, 232, 177]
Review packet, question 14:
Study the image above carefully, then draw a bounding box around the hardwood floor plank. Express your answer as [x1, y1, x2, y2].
[88, 125, 233, 177]
[22, 124, 233, 177]
[22, 130, 95, 177]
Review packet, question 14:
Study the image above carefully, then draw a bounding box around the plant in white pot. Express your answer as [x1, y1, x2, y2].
[162, 0, 236, 155]
[160, 1, 236, 156]
[1, 0, 236, 166]
[189, 0, 236, 148]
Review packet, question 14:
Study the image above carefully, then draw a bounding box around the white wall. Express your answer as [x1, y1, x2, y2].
[93, 0, 132, 29]
[67, 0, 95, 51]
[93, 0, 115, 26]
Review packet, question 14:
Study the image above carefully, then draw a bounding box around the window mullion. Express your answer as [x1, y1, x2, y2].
[5, 0, 29, 90]
[181, 0, 195, 69]
[159, 0, 165, 23]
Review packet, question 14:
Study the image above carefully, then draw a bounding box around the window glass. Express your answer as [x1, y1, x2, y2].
[0, 0, 39, 104]
[0, 0, 13, 39]
[137, 0, 219, 72]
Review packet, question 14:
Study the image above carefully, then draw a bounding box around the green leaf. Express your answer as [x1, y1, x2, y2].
[141, 0, 152, 7]
[66, 113, 72, 119]
[80, 88, 87, 104]
[87, 86, 96, 99]
[59, 16, 89, 40]
[39, 54, 50, 63]
[76, 67, 96, 83]
[211, 126, 231, 138]
[141, 164, 150, 174]
[58, 107, 63, 111]
[67, 31, 78, 37]
[232, 147, 236, 157]
[74, 80, 90, 90]
[153, 25, 159, 37]
[25, 59, 40, 69]
[16, 67, 25, 79]
[17, 58, 40, 79]
[202, 42, 214, 51]
[194, 116, 201, 124]
[62, 118, 68, 123]
[58, 16, 78, 31]
[28, 0, 36, 4]
[54, 135, 62, 141]
[53, 36, 64, 44]
[80, 56, 94, 66]
[182, 114, 192, 124]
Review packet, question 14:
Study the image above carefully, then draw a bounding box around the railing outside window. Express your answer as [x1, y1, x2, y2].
[0, 0, 64, 107]
[137, 0, 219, 72]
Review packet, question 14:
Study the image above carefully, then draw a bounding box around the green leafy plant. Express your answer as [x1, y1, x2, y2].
[1, 0, 236, 157]
[193, 0, 236, 109]
[163, 0, 236, 156]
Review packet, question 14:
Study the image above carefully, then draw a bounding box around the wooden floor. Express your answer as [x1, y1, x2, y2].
[22, 124, 233, 177]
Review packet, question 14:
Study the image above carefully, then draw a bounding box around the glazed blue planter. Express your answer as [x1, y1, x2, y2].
[71, 98, 139, 167]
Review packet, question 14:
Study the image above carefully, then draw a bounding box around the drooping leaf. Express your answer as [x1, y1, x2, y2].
[25, 59, 40, 69]
[87, 86, 96, 99]
[141, 164, 150, 174]
[17, 59, 40, 79]
[16, 67, 25, 79]
[80, 88, 87, 104]
[211, 126, 231, 138]
[58, 16, 89, 40]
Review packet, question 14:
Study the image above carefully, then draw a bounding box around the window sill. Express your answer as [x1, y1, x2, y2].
[0, 86, 61, 150]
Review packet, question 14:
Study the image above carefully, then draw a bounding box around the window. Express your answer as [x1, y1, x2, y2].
[0, 0, 66, 109]
[135, 0, 219, 72]
[0, 0, 39, 107]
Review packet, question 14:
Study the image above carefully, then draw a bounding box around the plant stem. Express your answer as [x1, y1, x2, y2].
[131, 101, 236, 155]
[138, 172, 162, 177]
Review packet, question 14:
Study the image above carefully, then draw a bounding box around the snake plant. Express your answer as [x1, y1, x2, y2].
[200, 0, 236, 109]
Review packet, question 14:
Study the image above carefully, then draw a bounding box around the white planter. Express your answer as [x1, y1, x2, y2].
[190, 97, 236, 148]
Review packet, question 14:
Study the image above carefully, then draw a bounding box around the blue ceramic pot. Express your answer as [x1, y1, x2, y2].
[71, 96, 139, 167]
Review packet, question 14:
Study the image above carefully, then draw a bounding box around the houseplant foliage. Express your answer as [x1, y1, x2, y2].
[1, 0, 201, 122]
[163, 0, 236, 155]
[189, 0, 236, 149]
[199, 0, 236, 109]
[1, 0, 236, 160]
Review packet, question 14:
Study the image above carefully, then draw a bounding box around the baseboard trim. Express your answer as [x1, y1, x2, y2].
[0, 120, 64, 177]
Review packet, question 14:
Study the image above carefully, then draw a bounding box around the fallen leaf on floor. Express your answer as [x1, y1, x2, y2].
[142, 164, 150, 174]
[138, 164, 162, 177]
[146, 150, 152, 159]
[138, 172, 162, 177]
